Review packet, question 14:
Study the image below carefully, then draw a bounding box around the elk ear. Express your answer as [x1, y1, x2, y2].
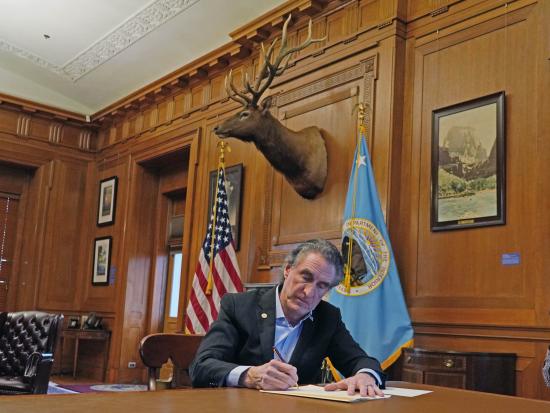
[259, 96, 273, 114]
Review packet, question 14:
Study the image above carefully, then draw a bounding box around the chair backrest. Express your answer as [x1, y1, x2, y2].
[0, 311, 63, 377]
[139, 333, 203, 390]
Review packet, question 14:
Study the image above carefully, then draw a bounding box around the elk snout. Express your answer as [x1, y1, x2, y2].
[213, 125, 229, 138]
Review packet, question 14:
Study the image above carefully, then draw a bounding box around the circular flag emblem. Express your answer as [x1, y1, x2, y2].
[335, 218, 390, 296]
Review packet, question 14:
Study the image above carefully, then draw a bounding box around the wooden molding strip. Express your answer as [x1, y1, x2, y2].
[413, 321, 550, 341]
[0, 92, 89, 123]
[414, 330, 550, 343]
[229, 0, 323, 41]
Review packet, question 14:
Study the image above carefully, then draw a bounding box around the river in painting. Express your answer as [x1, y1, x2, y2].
[438, 189, 496, 222]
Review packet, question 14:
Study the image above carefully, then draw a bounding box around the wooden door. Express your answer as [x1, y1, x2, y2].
[0, 193, 20, 311]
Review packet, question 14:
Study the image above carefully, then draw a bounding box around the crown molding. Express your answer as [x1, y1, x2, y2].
[91, 0, 333, 122]
[0, 39, 65, 77]
[63, 0, 201, 81]
[229, 0, 327, 43]
[0, 92, 90, 123]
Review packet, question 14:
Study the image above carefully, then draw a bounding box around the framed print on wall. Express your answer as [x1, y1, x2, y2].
[431, 91, 506, 231]
[97, 176, 118, 226]
[92, 236, 112, 286]
[208, 164, 243, 250]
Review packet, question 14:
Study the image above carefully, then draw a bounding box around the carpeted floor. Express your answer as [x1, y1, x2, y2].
[48, 382, 147, 394]
[47, 382, 79, 394]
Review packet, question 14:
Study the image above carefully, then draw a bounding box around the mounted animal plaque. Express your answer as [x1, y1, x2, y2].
[214, 15, 327, 199]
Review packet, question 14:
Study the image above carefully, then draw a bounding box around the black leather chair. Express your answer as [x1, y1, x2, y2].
[0, 311, 63, 395]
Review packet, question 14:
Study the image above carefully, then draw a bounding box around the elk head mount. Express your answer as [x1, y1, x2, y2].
[214, 15, 327, 200]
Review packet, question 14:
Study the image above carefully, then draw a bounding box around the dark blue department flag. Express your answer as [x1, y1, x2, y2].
[328, 134, 413, 369]
[185, 167, 243, 334]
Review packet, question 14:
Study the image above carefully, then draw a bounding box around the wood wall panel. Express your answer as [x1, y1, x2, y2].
[394, 0, 550, 400]
[173, 92, 186, 117]
[359, 0, 382, 29]
[263, 54, 377, 267]
[157, 101, 170, 125]
[326, 12, 347, 43]
[0, 110, 18, 133]
[0, 104, 95, 153]
[0, 163, 31, 310]
[404, 4, 538, 318]
[33, 119, 55, 143]
[13, 165, 49, 310]
[191, 86, 204, 109]
[38, 160, 89, 310]
[61, 124, 82, 148]
[113, 164, 157, 381]
[271, 94, 356, 245]
[81, 160, 126, 313]
[0, 105, 95, 315]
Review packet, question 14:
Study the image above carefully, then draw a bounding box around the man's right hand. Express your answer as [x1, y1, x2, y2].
[240, 360, 298, 390]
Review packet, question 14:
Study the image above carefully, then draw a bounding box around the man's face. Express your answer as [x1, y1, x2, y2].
[279, 252, 338, 325]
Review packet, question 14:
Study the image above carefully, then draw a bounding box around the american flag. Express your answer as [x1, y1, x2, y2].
[184, 167, 243, 334]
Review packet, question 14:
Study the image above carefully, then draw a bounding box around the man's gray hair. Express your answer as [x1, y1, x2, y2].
[283, 239, 344, 287]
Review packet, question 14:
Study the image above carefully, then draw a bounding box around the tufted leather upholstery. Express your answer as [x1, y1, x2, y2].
[0, 311, 63, 395]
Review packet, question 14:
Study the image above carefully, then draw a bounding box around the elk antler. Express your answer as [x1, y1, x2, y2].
[225, 14, 325, 107]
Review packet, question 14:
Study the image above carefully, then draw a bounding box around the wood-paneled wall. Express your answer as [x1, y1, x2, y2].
[394, 0, 550, 400]
[0, 0, 549, 399]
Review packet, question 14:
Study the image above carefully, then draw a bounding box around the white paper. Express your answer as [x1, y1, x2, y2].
[383, 386, 433, 397]
[261, 384, 391, 403]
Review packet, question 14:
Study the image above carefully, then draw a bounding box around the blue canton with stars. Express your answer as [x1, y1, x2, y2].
[203, 168, 234, 262]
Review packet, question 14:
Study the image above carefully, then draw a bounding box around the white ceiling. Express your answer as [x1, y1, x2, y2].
[0, 0, 287, 115]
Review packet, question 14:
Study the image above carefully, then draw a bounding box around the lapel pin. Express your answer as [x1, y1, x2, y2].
[261, 313, 268, 319]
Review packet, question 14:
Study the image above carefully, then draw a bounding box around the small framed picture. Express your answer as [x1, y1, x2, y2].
[68, 317, 80, 329]
[97, 176, 118, 226]
[431, 91, 506, 231]
[80, 315, 88, 329]
[92, 236, 112, 286]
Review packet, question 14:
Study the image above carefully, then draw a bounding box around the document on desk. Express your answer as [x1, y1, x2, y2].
[260, 385, 391, 403]
[383, 387, 432, 397]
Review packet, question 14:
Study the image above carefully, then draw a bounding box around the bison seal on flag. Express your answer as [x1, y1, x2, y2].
[336, 218, 390, 296]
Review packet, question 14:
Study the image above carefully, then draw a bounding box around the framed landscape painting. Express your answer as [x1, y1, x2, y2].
[97, 176, 118, 226]
[92, 236, 112, 286]
[431, 92, 506, 231]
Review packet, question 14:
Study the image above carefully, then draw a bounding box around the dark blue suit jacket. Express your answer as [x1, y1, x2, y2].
[190, 286, 385, 387]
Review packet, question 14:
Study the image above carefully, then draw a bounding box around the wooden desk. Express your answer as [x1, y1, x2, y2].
[2, 382, 550, 413]
[59, 329, 111, 381]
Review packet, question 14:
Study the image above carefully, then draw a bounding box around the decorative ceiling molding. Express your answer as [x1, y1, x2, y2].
[64, 0, 202, 80]
[0, 0, 201, 82]
[0, 38, 65, 76]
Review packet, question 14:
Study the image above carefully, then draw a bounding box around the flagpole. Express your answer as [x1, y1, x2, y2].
[343, 103, 367, 293]
[205, 141, 229, 295]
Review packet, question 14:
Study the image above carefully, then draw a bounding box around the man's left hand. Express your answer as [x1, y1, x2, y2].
[324, 372, 384, 397]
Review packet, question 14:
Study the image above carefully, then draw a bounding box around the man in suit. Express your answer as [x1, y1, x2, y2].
[190, 239, 385, 396]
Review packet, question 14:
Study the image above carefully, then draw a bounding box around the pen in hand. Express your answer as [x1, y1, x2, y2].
[272, 346, 299, 389]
